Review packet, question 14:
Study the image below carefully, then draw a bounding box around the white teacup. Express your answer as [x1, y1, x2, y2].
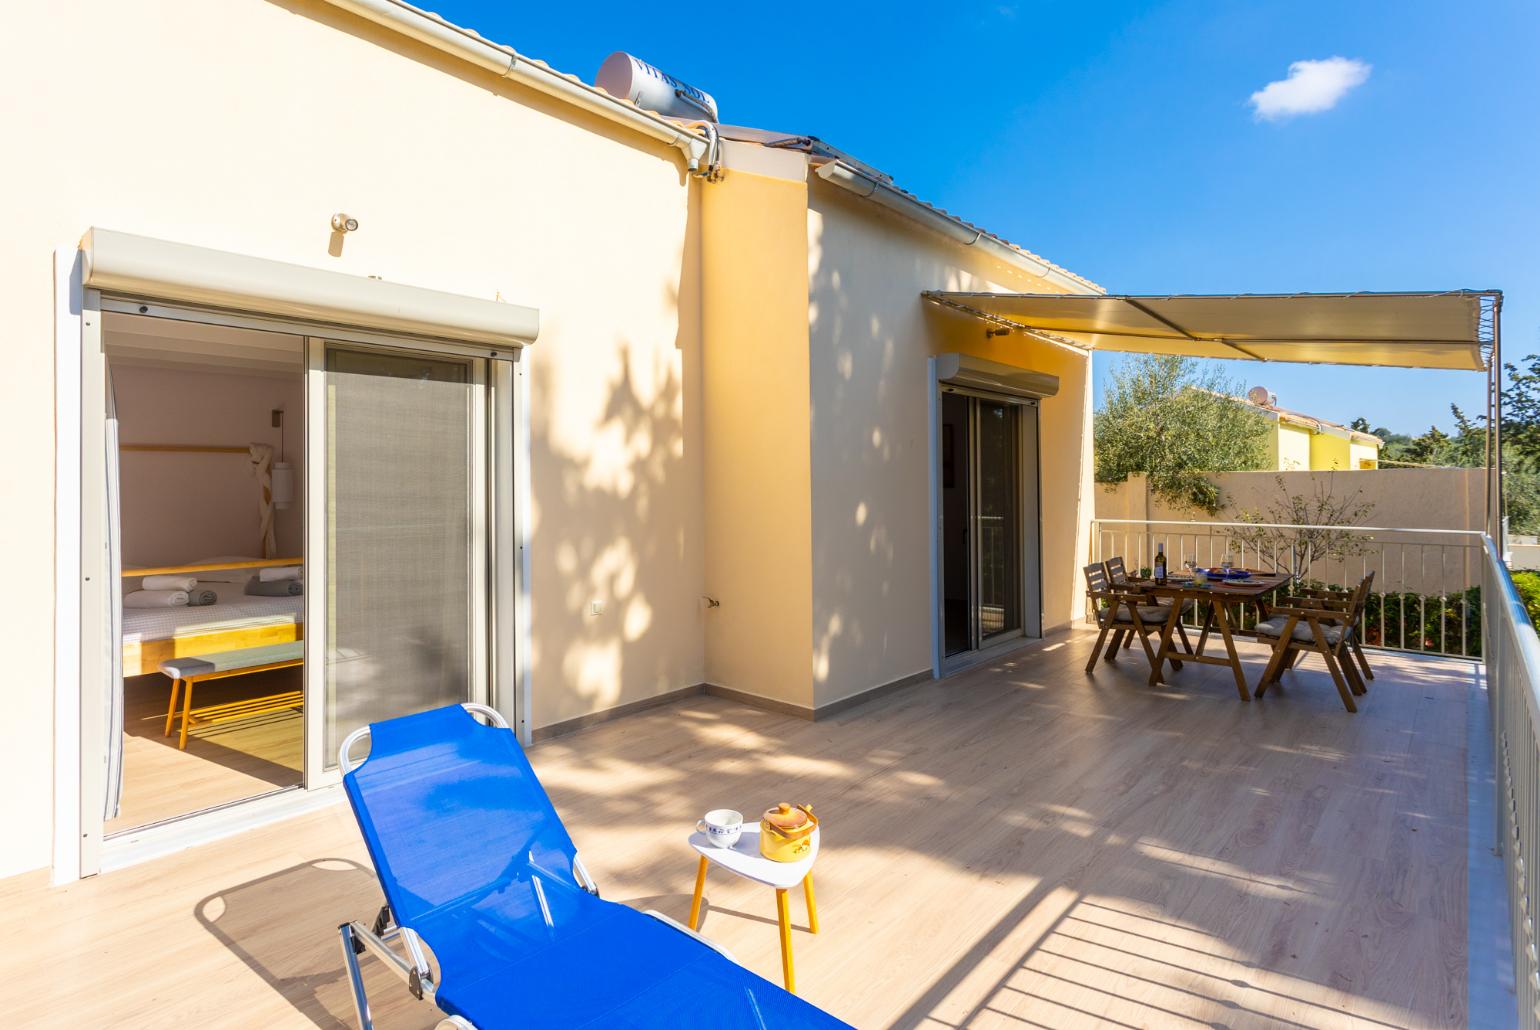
[697, 808, 743, 849]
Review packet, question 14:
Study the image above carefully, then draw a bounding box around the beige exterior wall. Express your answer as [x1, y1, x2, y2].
[700, 148, 816, 710]
[2, 1, 1103, 879]
[1097, 468, 1485, 531]
[2, 0, 709, 877]
[1277, 424, 1312, 471]
[806, 183, 1093, 709]
[1095, 467, 1486, 594]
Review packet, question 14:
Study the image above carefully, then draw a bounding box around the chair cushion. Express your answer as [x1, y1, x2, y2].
[1115, 604, 1171, 623]
[1255, 616, 1343, 645]
[158, 640, 302, 678]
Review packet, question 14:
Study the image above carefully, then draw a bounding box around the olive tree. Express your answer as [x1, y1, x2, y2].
[1094, 354, 1271, 513]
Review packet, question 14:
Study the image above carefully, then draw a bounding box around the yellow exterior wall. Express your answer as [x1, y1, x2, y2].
[700, 150, 816, 711]
[1309, 432, 1352, 471]
[1350, 440, 1380, 469]
[1277, 424, 1313, 471]
[1271, 420, 1376, 471]
[806, 184, 1093, 710]
[1, 0, 708, 876]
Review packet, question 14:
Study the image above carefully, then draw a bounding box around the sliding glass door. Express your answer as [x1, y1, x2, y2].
[940, 389, 1038, 661]
[975, 398, 1022, 644]
[306, 341, 489, 782]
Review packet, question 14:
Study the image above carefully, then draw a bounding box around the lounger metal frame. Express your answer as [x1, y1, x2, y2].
[336, 703, 735, 1030]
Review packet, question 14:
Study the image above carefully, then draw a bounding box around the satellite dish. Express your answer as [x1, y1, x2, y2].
[1246, 385, 1273, 406]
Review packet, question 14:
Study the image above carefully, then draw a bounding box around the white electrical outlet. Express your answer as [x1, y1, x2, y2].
[590, 600, 605, 616]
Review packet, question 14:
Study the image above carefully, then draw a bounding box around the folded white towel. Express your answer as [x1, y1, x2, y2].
[141, 574, 197, 591]
[259, 566, 302, 582]
[124, 589, 189, 608]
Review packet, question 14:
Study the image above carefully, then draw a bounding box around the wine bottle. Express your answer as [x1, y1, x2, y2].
[1153, 542, 1167, 585]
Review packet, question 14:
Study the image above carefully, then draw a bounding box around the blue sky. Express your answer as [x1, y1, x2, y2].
[434, 0, 1538, 435]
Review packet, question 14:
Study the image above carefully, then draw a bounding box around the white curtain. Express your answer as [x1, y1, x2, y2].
[248, 443, 277, 559]
[103, 368, 124, 821]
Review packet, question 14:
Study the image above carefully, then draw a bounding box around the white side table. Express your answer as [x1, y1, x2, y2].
[687, 825, 820, 993]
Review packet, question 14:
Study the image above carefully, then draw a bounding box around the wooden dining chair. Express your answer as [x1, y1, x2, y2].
[1253, 574, 1373, 712]
[1296, 571, 1375, 685]
[1104, 555, 1198, 656]
[1083, 563, 1185, 675]
[1105, 556, 1197, 616]
[1103, 556, 1137, 650]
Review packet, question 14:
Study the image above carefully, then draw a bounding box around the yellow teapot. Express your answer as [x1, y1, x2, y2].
[759, 803, 818, 862]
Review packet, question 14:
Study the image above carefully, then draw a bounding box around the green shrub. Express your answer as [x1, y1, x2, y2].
[1361, 587, 1481, 657]
[1510, 570, 1540, 626]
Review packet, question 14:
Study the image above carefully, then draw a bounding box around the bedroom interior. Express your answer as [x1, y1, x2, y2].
[104, 313, 306, 833]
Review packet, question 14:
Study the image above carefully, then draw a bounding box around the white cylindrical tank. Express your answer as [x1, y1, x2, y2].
[595, 52, 718, 122]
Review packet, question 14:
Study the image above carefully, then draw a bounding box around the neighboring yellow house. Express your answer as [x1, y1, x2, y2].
[1234, 392, 1382, 471]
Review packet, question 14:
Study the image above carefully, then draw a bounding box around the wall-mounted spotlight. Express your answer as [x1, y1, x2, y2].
[331, 212, 360, 233]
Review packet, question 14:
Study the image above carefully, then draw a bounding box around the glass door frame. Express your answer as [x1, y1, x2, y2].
[931, 379, 1043, 675]
[969, 395, 1023, 649]
[303, 336, 511, 789]
[72, 294, 527, 879]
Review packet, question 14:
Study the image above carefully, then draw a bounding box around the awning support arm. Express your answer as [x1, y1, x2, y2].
[924, 295, 1090, 359]
[1122, 297, 1265, 361]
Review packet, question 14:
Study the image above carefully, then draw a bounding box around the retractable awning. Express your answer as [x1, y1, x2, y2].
[922, 290, 1500, 371]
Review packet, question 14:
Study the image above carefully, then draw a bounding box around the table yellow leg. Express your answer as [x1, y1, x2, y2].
[163, 679, 181, 737]
[776, 888, 795, 993]
[803, 872, 819, 934]
[688, 855, 708, 930]
[179, 678, 196, 750]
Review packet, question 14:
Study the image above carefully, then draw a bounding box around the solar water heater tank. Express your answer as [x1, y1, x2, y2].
[595, 52, 719, 122]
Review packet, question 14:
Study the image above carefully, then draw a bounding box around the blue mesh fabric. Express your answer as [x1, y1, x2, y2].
[344, 705, 848, 1029]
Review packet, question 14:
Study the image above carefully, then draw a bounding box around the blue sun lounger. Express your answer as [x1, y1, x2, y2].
[337, 703, 849, 1029]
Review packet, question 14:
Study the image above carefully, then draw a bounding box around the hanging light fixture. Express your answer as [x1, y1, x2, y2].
[271, 406, 294, 508]
[272, 461, 295, 509]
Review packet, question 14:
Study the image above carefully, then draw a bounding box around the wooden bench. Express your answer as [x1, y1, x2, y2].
[159, 642, 304, 749]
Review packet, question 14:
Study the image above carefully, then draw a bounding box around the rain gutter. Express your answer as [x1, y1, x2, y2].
[321, 0, 715, 176]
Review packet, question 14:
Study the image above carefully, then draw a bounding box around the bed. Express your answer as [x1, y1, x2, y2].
[121, 559, 304, 678]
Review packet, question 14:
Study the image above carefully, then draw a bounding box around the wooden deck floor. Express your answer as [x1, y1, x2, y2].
[106, 669, 303, 833]
[2, 630, 1473, 1028]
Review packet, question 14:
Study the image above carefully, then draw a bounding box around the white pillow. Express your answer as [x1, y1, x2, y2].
[189, 556, 262, 583]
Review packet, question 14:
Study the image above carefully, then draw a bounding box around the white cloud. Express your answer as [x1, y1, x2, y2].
[1249, 57, 1371, 121]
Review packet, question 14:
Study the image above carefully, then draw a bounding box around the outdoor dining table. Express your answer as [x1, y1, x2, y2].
[1132, 570, 1293, 701]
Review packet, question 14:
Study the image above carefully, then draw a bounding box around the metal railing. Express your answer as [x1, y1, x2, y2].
[1485, 532, 1540, 1027]
[1090, 519, 1486, 658]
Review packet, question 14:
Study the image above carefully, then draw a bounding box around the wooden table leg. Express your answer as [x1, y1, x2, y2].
[1147, 600, 1182, 686]
[776, 888, 795, 993]
[179, 677, 197, 749]
[803, 872, 819, 934]
[688, 855, 708, 930]
[163, 678, 182, 737]
[1213, 602, 1252, 701]
[1194, 602, 1215, 656]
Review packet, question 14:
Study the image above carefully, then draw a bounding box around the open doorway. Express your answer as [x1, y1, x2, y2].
[104, 313, 306, 833]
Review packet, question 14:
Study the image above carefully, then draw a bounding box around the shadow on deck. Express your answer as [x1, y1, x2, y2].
[1, 629, 1483, 1028]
